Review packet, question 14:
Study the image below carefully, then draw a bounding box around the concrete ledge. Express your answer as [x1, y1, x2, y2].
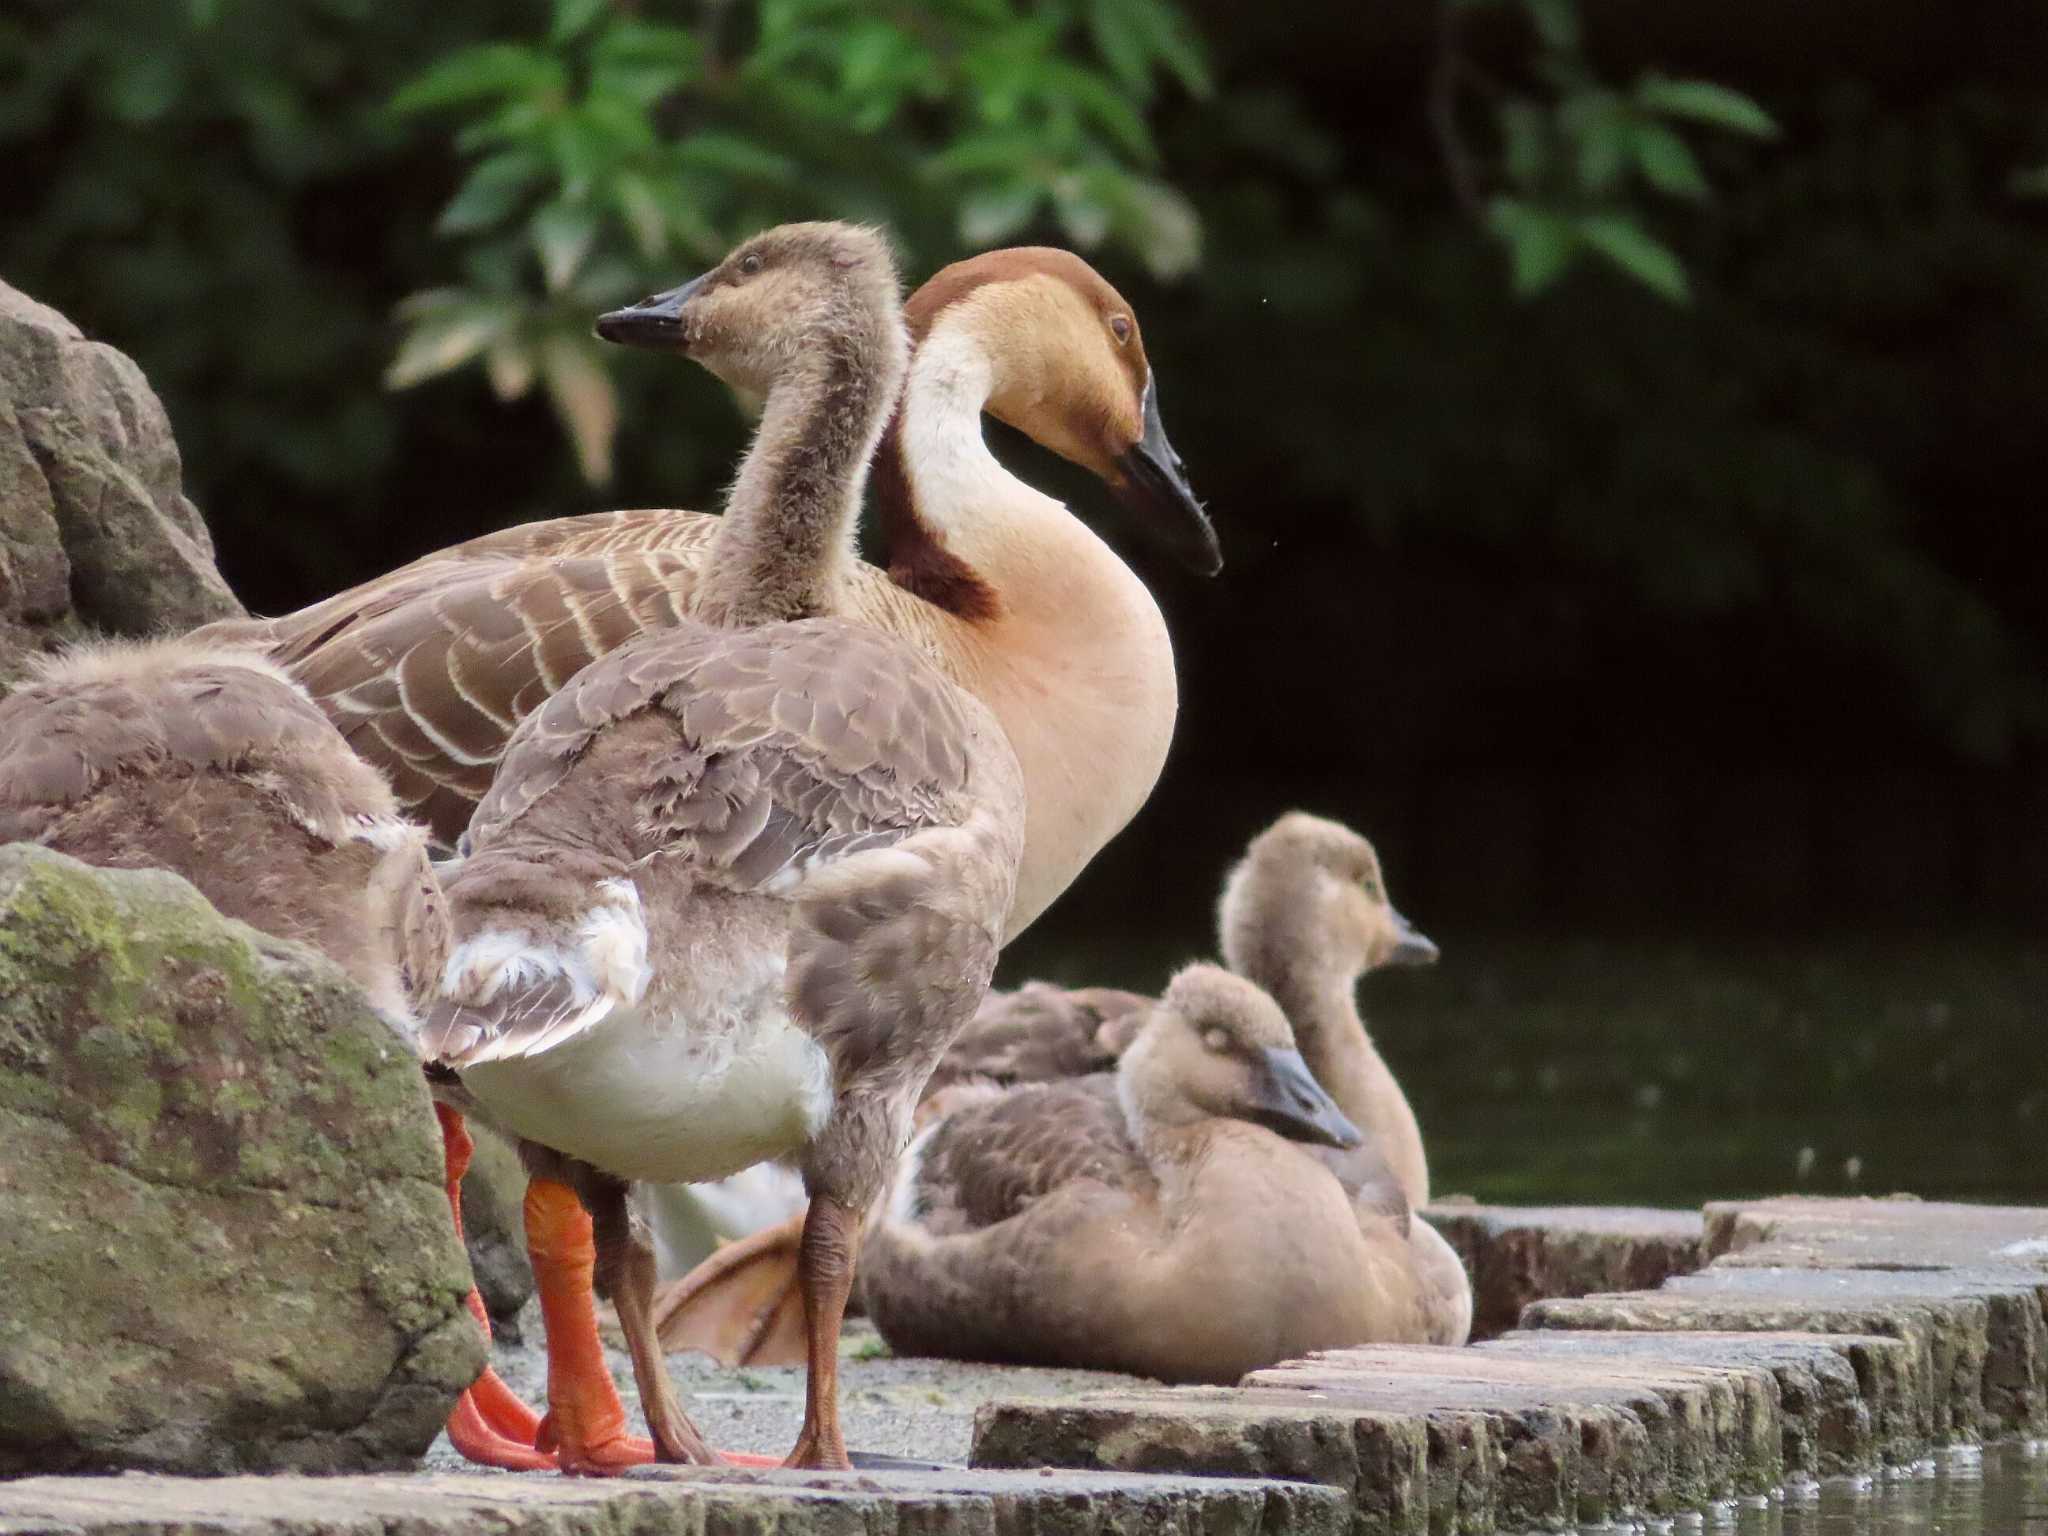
[1481, 1329, 1910, 1476]
[1524, 1263, 2048, 1444]
[1421, 1203, 1704, 1339]
[0, 1465, 1349, 1536]
[1705, 1195, 2048, 1274]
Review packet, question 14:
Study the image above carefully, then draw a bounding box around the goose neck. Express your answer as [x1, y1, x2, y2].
[702, 341, 890, 628]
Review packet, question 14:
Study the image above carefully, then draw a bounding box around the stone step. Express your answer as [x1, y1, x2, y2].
[1523, 1263, 2048, 1443]
[1704, 1195, 2048, 1274]
[1420, 1203, 1705, 1339]
[974, 1336, 1831, 1533]
[1479, 1328, 1917, 1475]
[0, 1464, 1347, 1536]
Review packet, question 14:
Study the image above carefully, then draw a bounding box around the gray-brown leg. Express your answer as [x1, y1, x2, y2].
[575, 1164, 720, 1465]
[781, 1193, 859, 1470]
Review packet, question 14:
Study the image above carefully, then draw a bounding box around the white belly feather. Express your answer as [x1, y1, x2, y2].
[461, 990, 834, 1186]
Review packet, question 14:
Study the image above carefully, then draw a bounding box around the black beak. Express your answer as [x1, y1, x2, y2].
[1113, 374, 1221, 577]
[594, 274, 705, 349]
[1244, 1048, 1362, 1149]
[1386, 910, 1440, 968]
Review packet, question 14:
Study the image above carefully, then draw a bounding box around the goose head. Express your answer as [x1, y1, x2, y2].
[901, 247, 1221, 576]
[1219, 812, 1439, 989]
[1120, 964, 1362, 1148]
[596, 221, 905, 402]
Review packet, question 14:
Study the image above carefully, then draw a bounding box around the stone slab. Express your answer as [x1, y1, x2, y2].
[1482, 1328, 1913, 1475]
[1246, 1343, 1781, 1518]
[1524, 1264, 2048, 1445]
[974, 1336, 1807, 1533]
[1705, 1196, 2048, 1275]
[976, 1394, 1432, 1536]
[0, 1465, 1348, 1536]
[1420, 1203, 1703, 1339]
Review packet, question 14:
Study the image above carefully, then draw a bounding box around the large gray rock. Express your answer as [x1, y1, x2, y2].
[0, 281, 241, 682]
[0, 846, 483, 1475]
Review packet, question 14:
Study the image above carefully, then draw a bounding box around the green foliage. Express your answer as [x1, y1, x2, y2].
[1443, 0, 1777, 305]
[387, 0, 1212, 479]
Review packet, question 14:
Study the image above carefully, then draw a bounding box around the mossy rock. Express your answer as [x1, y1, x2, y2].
[0, 845, 483, 1474]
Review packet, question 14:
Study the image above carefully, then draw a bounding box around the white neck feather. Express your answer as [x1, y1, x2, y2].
[893, 314, 1180, 937]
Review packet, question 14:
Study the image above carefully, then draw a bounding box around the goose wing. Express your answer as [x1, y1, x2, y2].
[471, 615, 984, 890]
[928, 982, 1153, 1094]
[903, 1076, 1149, 1236]
[424, 615, 1015, 1068]
[189, 517, 721, 846]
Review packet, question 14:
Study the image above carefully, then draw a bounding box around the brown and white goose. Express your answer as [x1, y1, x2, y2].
[0, 639, 552, 1461]
[419, 221, 1026, 1474]
[193, 247, 1216, 944]
[857, 964, 1429, 1381]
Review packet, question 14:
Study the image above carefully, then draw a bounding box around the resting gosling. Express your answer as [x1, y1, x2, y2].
[857, 965, 1441, 1382]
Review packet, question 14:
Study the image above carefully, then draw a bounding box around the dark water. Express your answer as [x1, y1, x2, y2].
[1629, 1442, 2048, 1536]
[1011, 932, 2048, 1208]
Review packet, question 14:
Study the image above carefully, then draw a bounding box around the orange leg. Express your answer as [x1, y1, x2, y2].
[524, 1176, 661, 1475]
[435, 1103, 556, 1472]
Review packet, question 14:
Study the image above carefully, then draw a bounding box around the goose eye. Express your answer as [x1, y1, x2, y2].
[1108, 314, 1132, 344]
[738, 253, 764, 277]
[1201, 1027, 1230, 1054]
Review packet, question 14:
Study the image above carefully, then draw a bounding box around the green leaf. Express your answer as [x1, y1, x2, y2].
[1558, 88, 1631, 192]
[673, 132, 798, 185]
[538, 332, 618, 485]
[485, 341, 536, 402]
[391, 45, 561, 116]
[1487, 198, 1577, 296]
[1051, 61, 1157, 162]
[1632, 121, 1709, 200]
[1087, 0, 1154, 96]
[1635, 76, 1778, 139]
[530, 199, 598, 292]
[1122, 177, 1200, 279]
[385, 293, 515, 389]
[1575, 212, 1690, 302]
[611, 169, 668, 259]
[549, 0, 608, 46]
[1051, 173, 1112, 246]
[959, 182, 1043, 246]
[1520, 0, 1581, 52]
[437, 151, 545, 235]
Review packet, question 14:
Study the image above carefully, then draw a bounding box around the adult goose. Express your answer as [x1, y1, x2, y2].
[419, 221, 1026, 1474]
[857, 965, 1428, 1381]
[0, 640, 552, 1459]
[193, 247, 1217, 944]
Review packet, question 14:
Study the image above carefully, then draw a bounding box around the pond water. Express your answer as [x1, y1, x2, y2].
[1629, 1442, 2048, 1536]
[1010, 931, 2048, 1208]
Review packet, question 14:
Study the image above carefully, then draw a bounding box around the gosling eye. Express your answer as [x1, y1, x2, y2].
[1201, 1027, 1230, 1054]
[1108, 314, 1132, 344]
[737, 252, 764, 277]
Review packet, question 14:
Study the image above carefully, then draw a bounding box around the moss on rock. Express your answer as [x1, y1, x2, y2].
[0, 846, 483, 1474]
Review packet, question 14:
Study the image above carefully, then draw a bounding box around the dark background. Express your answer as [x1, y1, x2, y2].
[6, 0, 2043, 1202]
